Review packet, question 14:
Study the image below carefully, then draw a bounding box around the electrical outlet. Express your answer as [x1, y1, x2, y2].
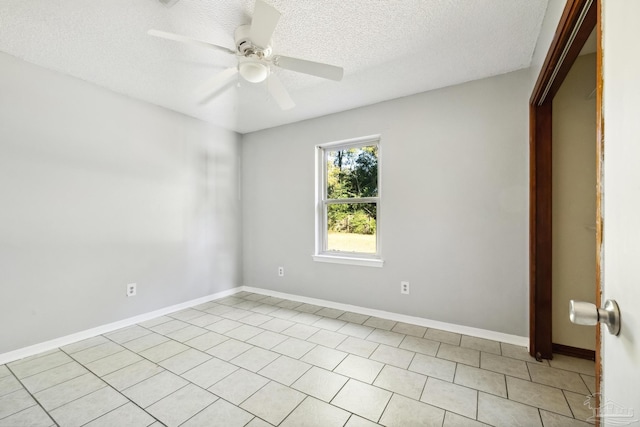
[278, 266, 284, 277]
[127, 283, 137, 297]
[401, 281, 410, 295]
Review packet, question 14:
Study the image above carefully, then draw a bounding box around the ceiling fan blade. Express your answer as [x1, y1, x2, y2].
[267, 73, 295, 110]
[148, 29, 235, 55]
[196, 67, 238, 103]
[273, 55, 344, 81]
[250, 0, 281, 49]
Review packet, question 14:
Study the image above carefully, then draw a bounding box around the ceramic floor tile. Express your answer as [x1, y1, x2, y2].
[240, 381, 306, 425]
[240, 313, 274, 326]
[345, 415, 380, 427]
[184, 331, 229, 351]
[334, 354, 384, 384]
[315, 307, 345, 319]
[506, 376, 572, 417]
[247, 331, 288, 350]
[0, 374, 25, 397]
[272, 337, 316, 359]
[370, 344, 415, 369]
[424, 329, 462, 346]
[0, 389, 36, 419]
[187, 314, 222, 328]
[34, 373, 106, 411]
[540, 409, 594, 426]
[261, 318, 295, 333]
[409, 353, 456, 382]
[208, 369, 269, 405]
[277, 300, 304, 310]
[146, 383, 217, 427]
[313, 317, 348, 332]
[363, 317, 396, 331]
[477, 392, 542, 427]
[301, 346, 348, 371]
[206, 339, 252, 361]
[443, 412, 489, 426]
[245, 417, 274, 426]
[258, 356, 311, 386]
[219, 308, 253, 321]
[61, 336, 110, 354]
[366, 329, 405, 347]
[0, 404, 54, 427]
[581, 374, 596, 394]
[85, 350, 142, 377]
[149, 319, 190, 335]
[72, 342, 126, 365]
[271, 308, 300, 320]
[291, 366, 348, 402]
[206, 319, 243, 334]
[244, 294, 270, 302]
[181, 398, 254, 427]
[373, 364, 427, 400]
[83, 402, 155, 427]
[307, 329, 348, 348]
[105, 326, 152, 344]
[165, 325, 208, 343]
[480, 352, 530, 380]
[527, 362, 591, 394]
[500, 343, 542, 364]
[122, 371, 188, 408]
[169, 308, 206, 322]
[548, 354, 595, 376]
[281, 396, 350, 427]
[225, 325, 263, 341]
[379, 393, 445, 427]
[231, 347, 280, 372]
[121, 333, 169, 353]
[289, 312, 322, 326]
[0, 366, 9, 378]
[250, 304, 280, 315]
[9, 351, 73, 379]
[331, 379, 392, 422]
[139, 316, 174, 328]
[139, 340, 188, 363]
[48, 386, 128, 427]
[392, 322, 428, 338]
[235, 301, 263, 311]
[102, 359, 163, 391]
[181, 357, 238, 389]
[296, 303, 324, 314]
[336, 336, 379, 358]
[454, 364, 507, 397]
[337, 323, 375, 339]
[437, 343, 480, 367]
[564, 390, 595, 422]
[460, 336, 501, 355]
[421, 377, 478, 419]
[260, 296, 286, 306]
[399, 336, 440, 356]
[158, 348, 211, 374]
[338, 312, 370, 324]
[282, 323, 320, 340]
[192, 301, 219, 311]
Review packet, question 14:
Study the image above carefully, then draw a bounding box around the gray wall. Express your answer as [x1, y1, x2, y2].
[0, 52, 242, 354]
[242, 69, 531, 336]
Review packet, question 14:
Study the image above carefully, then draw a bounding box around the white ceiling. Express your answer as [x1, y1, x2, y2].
[0, 0, 549, 134]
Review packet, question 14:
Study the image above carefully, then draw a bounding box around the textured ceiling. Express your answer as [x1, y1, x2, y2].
[0, 0, 549, 134]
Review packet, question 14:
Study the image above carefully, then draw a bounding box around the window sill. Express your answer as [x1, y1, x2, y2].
[312, 254, 384, 268]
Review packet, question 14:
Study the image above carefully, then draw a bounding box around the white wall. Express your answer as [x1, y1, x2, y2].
[0, 52, 242, 354]
[552, 53, 596, 350]
[242, 69, 531, 336]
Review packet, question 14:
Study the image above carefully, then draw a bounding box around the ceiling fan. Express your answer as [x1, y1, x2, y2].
[148, 0, 344, 110]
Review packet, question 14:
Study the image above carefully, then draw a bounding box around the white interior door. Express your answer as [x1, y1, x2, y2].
[601, 0, 640, 424]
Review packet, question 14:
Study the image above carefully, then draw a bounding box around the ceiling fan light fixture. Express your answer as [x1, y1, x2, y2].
[239, 61, 269, 83]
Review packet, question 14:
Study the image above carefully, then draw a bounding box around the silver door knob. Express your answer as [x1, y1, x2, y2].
[569, 299, 621, 336]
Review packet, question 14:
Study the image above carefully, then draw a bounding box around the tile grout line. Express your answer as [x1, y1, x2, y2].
[1, 365, 57, 426]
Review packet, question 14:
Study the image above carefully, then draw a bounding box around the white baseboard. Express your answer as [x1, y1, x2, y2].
[0, 287, 242, 366]
[242, 286, 529, 348]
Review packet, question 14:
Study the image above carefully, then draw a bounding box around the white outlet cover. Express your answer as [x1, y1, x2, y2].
[127, 283, 137, 297]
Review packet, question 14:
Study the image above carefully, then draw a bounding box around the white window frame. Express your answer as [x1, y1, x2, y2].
[313, 135, 383, 268]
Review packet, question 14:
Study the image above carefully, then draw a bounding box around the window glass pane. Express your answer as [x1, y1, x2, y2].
[326, 145, 378, 199]
[326, 202, 376, 254]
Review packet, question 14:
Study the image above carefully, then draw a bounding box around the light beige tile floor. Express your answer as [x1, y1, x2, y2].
[0, 291, 596, 426]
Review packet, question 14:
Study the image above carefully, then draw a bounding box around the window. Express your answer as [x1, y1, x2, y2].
[314, 135, 383, 267]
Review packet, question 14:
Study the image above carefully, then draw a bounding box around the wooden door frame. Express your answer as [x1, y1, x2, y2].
[529, 0, 597, 360]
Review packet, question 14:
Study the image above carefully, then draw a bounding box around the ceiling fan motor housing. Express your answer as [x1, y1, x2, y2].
[235, 25, 272, 58]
